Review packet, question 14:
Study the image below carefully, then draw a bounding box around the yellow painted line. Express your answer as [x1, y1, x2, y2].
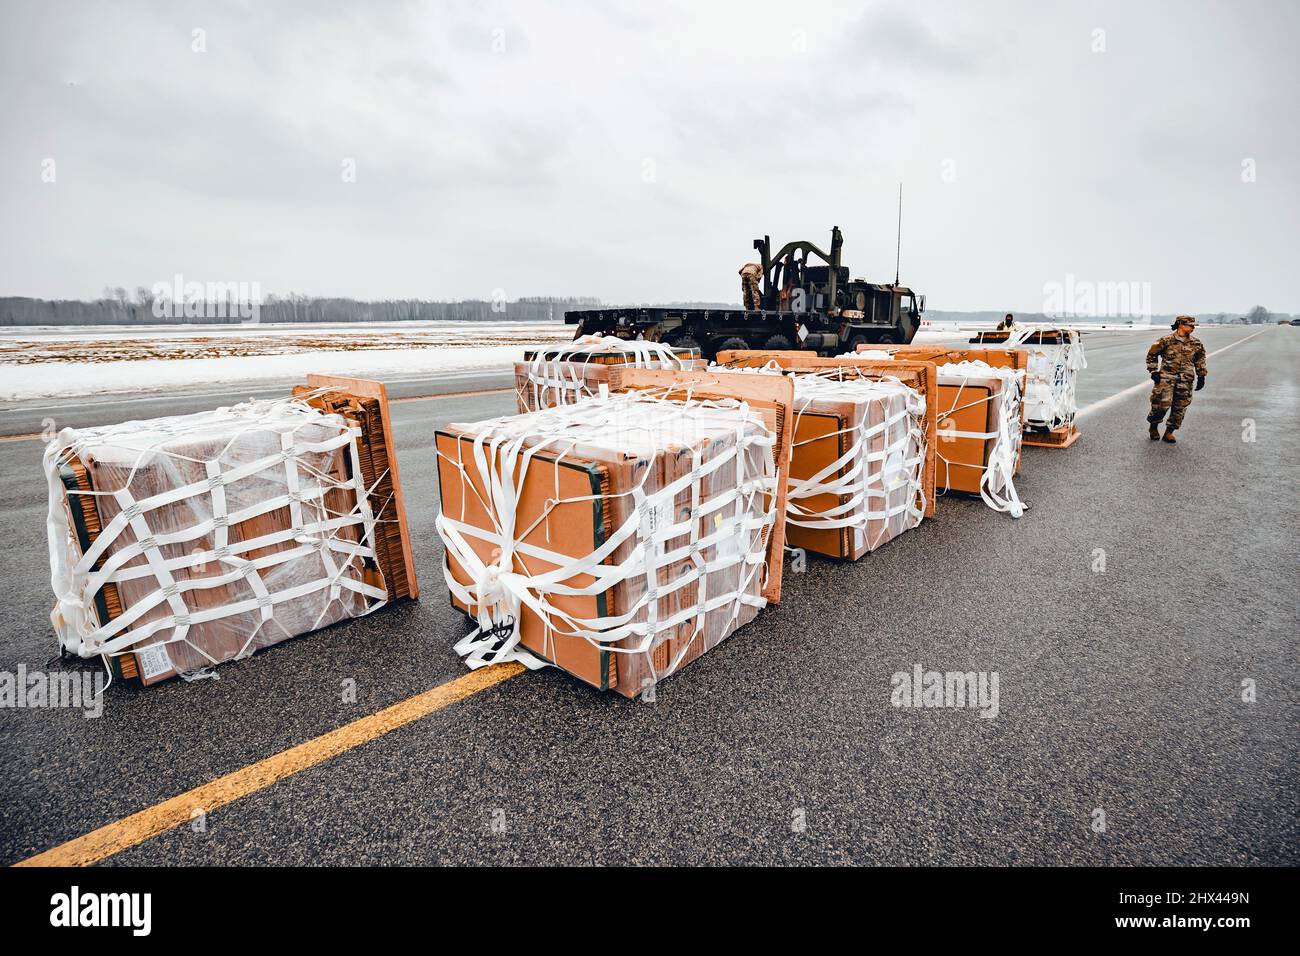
[13, 662, 525, 867]
[391, 386, 511, 404]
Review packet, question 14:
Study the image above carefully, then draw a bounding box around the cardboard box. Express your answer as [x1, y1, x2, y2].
[516, 340, 704, 413]
[847, 346, 1028, 499]
[293, 374, 418, 601]
[856, 344, 1028, 471]
[785, 374, 927, 559]
[908, 331, 1084, 436]
[1015, 329, 1084, 432]
[436, 392, 778, 697]
[927, 369, 1009, 495]
[713, 350, 938, 523]
[857, 343, 1028, 375]
[48, 376, 417, 686]
[608, 367, 795, 602]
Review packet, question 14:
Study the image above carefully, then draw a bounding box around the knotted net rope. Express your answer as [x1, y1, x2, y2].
[786, 371, 928, 546]
[436, 392, 776, 685]
[521, 334, 694, 410]
[44, 394, 391, 681]
[929, 360, 1027, 517]
[1005, 326, 1087, 429]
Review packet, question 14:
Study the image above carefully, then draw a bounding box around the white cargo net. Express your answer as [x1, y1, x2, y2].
[521, 334, 693, 409]
[787, 372, 927, 543]
[933, 361, 1027, 518]
[44, 397, 390, 677]
[435, 392, 776, 682]
[856, 352, 1027, 518]
[1005, 326, 1087, 429]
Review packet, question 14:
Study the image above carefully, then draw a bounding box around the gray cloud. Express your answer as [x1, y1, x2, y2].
[0, 0, 1296, 313]
[842, 8, 991, 73]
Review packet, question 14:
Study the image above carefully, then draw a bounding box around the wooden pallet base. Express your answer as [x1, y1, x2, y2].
[1023, 423, 1080, 448]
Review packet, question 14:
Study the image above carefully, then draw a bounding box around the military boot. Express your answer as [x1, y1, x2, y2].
[1149, 423, 1160, 440]
[1162, 429, 1177, 444]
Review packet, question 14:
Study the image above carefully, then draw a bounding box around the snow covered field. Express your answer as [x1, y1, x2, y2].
[0, 321, 570, 401]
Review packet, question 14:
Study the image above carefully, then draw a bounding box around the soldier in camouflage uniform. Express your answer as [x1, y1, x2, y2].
[739, 263, 763, 311]
[1146, 315, 1207, 443]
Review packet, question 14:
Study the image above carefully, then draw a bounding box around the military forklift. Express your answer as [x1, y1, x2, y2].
[564, 225, 925, 360]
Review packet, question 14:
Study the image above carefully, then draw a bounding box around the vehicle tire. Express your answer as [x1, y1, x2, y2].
[844, 333, 870, 353]
[876, 332, 898, 345]
[763, 334, 794, 351]
[669, 334, 702, 356]
[715, 336, 750, 357]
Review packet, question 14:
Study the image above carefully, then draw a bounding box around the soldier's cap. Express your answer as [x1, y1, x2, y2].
[1175, 315, 1196, 325]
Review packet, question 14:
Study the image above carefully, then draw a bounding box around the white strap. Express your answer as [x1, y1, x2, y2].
[523, 334, 693, 410]
[933, 361, 1027, 518]
[45, 398, 393, 674]
[1004, 326, 1087, 429]
[437, 393, 776, 685]
[785, 374, 929, 546]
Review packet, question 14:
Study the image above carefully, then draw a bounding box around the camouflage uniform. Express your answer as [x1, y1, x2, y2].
[1146, 326, 1207, 430]
[739, 263, 763, 311]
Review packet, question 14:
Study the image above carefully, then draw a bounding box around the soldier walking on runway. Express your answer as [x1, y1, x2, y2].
[1146, 315, 1207, 444]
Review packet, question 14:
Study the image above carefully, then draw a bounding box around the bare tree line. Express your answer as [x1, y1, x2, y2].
[1, 292, 1287, 328]
[0, 293, 746, 327]
[0, 292, 604, 327]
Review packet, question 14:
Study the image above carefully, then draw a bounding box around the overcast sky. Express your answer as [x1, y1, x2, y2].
[1, 0, 1296, 314]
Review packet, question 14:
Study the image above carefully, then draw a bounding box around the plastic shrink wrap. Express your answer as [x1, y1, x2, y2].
[46, 385, 415, 686]
[436, 393, 777, 697]
[515, 335, 704, 413]
[787, 372, 928, 559]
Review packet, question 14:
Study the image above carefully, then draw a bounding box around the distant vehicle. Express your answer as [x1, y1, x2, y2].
[1291, 318, 1300, 327]
[565, 226, 924, 359]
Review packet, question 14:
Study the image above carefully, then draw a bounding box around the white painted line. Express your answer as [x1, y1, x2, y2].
[1076, 329, 1269, 419]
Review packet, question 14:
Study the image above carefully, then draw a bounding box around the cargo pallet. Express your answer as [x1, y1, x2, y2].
[1023, 423, 1080, 449]
[58, 374, 417, 686]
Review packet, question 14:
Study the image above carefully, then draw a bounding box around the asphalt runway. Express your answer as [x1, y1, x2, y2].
[1, 325, 1295, 865]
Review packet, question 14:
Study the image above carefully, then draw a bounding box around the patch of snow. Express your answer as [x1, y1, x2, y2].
[0, 319, 567, 342]
[0, 344, 529, 402]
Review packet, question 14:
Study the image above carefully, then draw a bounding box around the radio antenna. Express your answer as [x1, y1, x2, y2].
[894, 182, 903, 286]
